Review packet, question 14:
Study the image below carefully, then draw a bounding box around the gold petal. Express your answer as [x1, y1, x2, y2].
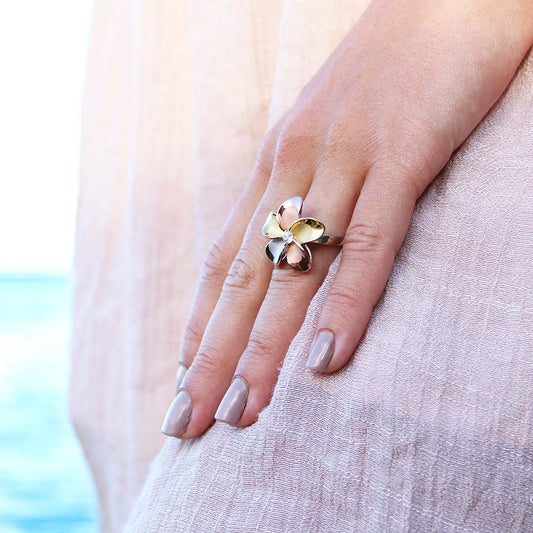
[289, 218, 325, 244]
[265, 238, 287, 265]
[286, 242, 311, 272]
[277, 197, 302, 230]
[262, 211, 283, 238]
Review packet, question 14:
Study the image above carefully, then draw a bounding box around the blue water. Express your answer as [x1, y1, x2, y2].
[0, 276, 98, 532]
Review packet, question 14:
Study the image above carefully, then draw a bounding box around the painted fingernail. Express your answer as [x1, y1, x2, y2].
[161, 390, 192, 438]
[306, 329, 335, 371]
[174, 363, 188, 396]
[215, 376, 248, 425]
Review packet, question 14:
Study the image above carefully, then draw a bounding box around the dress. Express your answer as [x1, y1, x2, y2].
[71, 1, 533, 531]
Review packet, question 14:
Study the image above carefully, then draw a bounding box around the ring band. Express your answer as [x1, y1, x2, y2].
[262, 196, 344, 272]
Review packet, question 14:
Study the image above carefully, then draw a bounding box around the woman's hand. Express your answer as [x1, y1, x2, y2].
[162, 0, 533, 438]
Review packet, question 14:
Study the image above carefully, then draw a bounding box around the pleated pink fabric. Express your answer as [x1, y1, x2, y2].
[71, 0, 533, 531]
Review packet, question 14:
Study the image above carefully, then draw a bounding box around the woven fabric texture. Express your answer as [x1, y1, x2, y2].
[124, 49, 533, 533]
[72, 0, 533, 531]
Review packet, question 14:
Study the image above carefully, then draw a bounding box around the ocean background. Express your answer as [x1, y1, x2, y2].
[0, 275, 98, 532]
[1, 2, 103, 530]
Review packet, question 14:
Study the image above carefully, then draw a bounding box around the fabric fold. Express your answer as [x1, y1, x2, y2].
[72, 0, 533, 530]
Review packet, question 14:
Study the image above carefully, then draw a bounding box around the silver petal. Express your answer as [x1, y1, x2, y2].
[265, 238, 287, 265]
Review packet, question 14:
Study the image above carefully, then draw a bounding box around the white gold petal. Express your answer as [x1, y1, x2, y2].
[286, 241, 312, 272]
[265, 238, 287, 265]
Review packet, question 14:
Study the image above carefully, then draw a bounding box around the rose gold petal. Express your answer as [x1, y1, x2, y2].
[286, 242, 311, 272]
[277, 197, 303, 230]
[280, 206, 300, 230]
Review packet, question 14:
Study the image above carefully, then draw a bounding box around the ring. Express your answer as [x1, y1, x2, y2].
[262, 196, 344, 272]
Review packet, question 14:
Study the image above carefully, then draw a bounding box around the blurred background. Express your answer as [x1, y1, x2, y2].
[0, 1, 98, 532]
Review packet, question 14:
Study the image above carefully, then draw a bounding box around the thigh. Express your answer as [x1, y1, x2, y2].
[125, 48, 533, 533]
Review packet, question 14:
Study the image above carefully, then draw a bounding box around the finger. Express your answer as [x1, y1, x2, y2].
[173, 128, 279, 392]
[307, 164, 419, 373]
[162, 134, 320, 438]
[214, 161, 366, 427]
[174, 179, 265, 391]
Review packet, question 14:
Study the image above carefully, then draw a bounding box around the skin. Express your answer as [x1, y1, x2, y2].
[167, 0, 533, 438]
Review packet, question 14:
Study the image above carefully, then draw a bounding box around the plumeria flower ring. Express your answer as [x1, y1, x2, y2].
[262, 197, 344, 272]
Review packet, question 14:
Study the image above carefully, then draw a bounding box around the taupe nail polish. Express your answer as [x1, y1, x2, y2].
[161, 390, 192, 438]
[215, 376, 248, 425]
[306, 329, 335, 371]
[174, 363, 188, 396]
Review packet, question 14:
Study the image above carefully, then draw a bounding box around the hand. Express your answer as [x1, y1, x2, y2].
[161, 0, 533, 438]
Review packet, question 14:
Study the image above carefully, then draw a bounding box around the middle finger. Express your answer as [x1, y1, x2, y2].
[215, 159, 366, 427]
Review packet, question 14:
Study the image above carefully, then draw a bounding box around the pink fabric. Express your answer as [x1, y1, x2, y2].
[72, 0, 533, 530]
[124, 50, 533, 532]
[72, 1, 367, 529]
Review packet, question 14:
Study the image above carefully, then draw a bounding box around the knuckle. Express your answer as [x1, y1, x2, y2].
[392, 165, 423, 200]
[344, 221, 395, 258]
[273, 134, 299, 170]
[224, 253, 258, 293]
[371, 153, 426, 200]
[272, 121, 316, 172]
[371, 118, 448, 198]
[269, 265, 303, 287]
[245, 334, 278, 363]
[325, 285, 362, 314]
[190, 349, 225, 377]
[201, 239, 230, 287]
[267, 269, 311, 305]
[253, 127, 279, 178]
[181, 320, 204, 354]
[322, 124, 354, 161]
[262, 125, 281, 154]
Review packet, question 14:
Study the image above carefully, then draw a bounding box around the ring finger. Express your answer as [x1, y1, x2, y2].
[161, 146, 317, 438]
[214, 163, 366, 427]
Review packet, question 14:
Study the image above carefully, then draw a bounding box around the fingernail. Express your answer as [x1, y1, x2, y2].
[161, 390, 192, 438]
[174, 363, 188, 396]
[215, 376, 248, 425]
[306, 329, 335, 371]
